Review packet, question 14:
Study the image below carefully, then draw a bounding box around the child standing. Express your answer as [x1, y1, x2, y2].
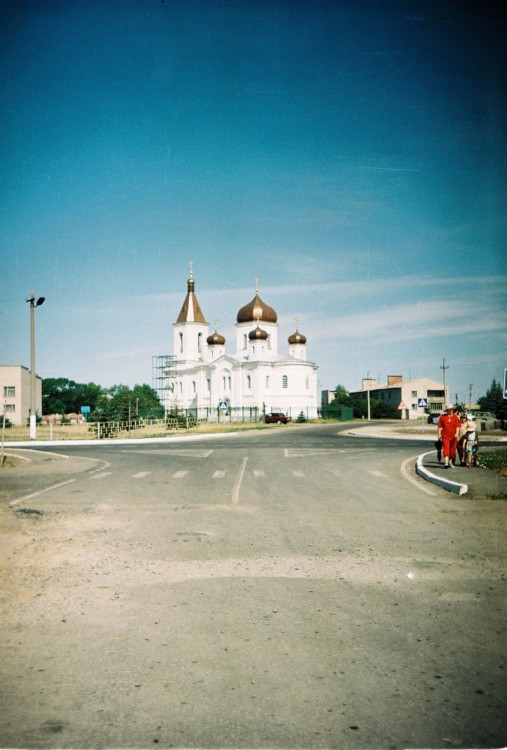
[465, 415, 479, 467]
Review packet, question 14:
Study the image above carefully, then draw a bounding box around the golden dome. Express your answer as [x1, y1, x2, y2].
[249, 325, 268, 341]
[236, 293, 277, 324]
[288, 329, 307, 345]
[207, 329, 225, 346]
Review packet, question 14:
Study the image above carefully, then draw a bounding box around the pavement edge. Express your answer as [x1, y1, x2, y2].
[416, 450, 468, 496]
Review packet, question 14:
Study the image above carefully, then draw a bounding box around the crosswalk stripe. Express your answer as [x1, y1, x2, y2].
[83, 466, 390, 483]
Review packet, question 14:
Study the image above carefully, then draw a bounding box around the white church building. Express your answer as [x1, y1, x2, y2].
[153, 268, 319, 420]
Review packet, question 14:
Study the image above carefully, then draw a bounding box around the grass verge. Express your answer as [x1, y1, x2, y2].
[477, 448, 507, 477]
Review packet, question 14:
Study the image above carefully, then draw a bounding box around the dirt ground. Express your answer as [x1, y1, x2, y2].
[1, 443, 506, 749]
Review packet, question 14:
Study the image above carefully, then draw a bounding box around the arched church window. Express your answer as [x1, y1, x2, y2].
[192, 381, 196, 393]
[206, 378, 211, 392]
[244, 334, 248, 348]
[197, 333, 202, 352]
[247, 375, 251, 390]
[179, 333, 183, 353]
[282, 375, 288, 389]
[266, 376, 270, 389]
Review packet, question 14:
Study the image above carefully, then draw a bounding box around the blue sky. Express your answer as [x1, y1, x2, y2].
[1, 0, 505, 405]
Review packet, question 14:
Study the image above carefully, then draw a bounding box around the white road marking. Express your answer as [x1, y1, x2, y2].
[122, 448, 213, 457]
[173, 470, 188, 479]
[9, 479, 76, 507]
[213, 470, 226, 478]
[132, 471, 151, 479]
[369, 470, 387, 477]
[90, 472, 113, 480]
[90, 461, 111, 474]
[254, 469, 266, 477]
[292, 470, 305, 478]
[284, 447, 377, 457]
[232, 457, 248, 503]
[401, 455, 437, 496]
[3, 452, 32, 462]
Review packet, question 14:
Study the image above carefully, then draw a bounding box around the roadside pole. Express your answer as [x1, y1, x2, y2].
[1, 402, 6, 468]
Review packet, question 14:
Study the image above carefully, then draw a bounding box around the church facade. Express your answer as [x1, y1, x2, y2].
[158, 269, 319, 419]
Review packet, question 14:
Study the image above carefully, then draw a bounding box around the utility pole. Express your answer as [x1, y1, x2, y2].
[468, 384, 473, 410]
[440, 358, 449, 406]
[27, 293, 45, 440]
[366, 371, 371, 421]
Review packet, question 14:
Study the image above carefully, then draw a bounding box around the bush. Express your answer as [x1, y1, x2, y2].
[166, 408, 196, 428]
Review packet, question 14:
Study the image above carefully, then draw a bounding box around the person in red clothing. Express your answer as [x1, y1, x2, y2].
[437, 404, 461, 468]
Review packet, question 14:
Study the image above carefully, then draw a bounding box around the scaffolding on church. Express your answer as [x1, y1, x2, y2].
[152, 355, 177, 414]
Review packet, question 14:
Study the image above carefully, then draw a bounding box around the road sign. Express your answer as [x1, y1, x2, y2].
[218, 400, 228, 411]
[418, 398, 428, 408]
[397, 401, 407, 410]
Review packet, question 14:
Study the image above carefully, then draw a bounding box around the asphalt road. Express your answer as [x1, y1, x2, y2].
[0, 424, 505, 749]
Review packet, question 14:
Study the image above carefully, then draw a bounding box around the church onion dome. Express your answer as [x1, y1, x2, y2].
[288, 329, 307, 345]
[207, 329, 226, 346]
[249, 325, 268, 341]
[236, 293, 277, 324]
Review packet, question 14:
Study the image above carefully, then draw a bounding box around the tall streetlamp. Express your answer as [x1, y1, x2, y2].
[27, 293, 45, 440]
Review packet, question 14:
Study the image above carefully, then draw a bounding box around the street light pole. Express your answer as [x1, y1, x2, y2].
[27, 293, 45, 440]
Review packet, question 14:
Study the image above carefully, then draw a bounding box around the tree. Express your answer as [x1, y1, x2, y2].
[478, 379, 507, 420]
[320, 384, 350, 418]
[131, 384, 165, 419]
[42, 378, 103, 415]
[91, 393, 115, 423]
[370, 399, 399, 419]
[88, 383, 165, 422]
[333, 384, 349, 404]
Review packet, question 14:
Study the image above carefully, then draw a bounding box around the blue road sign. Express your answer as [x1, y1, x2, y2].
[417, 398, 428, 408]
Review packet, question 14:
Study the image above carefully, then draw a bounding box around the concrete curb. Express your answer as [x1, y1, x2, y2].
[416, 451, 468, 496]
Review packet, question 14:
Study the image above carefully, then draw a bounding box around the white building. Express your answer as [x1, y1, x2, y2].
[154, 269, 319, 419]
[0, 365, 42, 426]
[349, 375, 447, 420]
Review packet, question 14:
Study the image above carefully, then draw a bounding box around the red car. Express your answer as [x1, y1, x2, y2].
[264, 412, 291, 424]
